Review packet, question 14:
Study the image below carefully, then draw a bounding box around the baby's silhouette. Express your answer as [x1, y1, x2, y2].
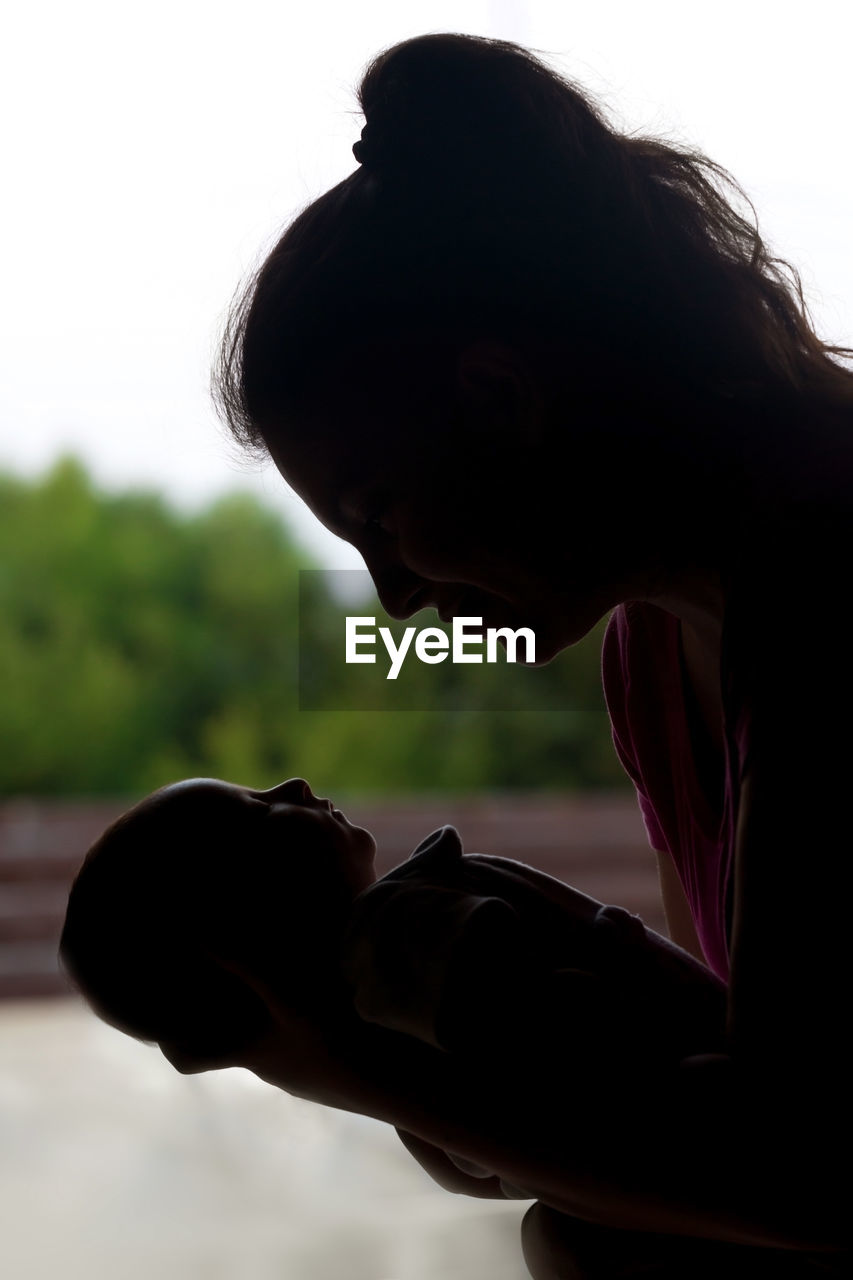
[60, 776, 728, 1195]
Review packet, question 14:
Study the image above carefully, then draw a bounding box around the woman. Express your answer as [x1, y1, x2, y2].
[212, 32, 851, 1276]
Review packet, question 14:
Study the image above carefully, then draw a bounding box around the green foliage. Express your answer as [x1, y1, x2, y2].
[0, 457, 628, 797]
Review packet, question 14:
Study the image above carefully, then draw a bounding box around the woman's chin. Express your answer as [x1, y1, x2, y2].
[525, 618, 596, 664]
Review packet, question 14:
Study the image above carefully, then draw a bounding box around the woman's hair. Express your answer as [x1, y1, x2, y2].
[213, 32, 853, 454]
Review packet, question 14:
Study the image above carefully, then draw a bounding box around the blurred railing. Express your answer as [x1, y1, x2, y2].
[0, 793, 660, 999]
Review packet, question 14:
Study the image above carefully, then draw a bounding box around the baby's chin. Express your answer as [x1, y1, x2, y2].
[330, 806, 376, 856]
[342, 824, 378, 892]
[355, 823, 378, 860]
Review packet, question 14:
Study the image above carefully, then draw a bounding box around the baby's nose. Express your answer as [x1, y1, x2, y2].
[259, 777, 314, 804]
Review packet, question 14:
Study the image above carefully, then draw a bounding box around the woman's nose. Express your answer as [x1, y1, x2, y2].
[370, 563, 434, 621]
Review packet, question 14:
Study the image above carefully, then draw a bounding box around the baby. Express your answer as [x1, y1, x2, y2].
[60, 776, 727, 1089]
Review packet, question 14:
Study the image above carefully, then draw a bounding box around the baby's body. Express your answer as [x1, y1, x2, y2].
[61, 777, 728, 1202]
[342, 823, 726, 1060]
[340, 822, 728, 1195]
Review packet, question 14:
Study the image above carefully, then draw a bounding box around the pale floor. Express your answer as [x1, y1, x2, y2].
[0, 999, 529, 1280]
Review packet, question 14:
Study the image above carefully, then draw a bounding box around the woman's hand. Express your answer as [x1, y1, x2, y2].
[174, 955, 464, 1130]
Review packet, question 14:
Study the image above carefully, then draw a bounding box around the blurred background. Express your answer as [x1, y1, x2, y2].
[2, 1, 851, 1276]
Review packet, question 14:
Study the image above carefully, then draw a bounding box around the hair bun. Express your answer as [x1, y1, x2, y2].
[355, 33, 541, 174]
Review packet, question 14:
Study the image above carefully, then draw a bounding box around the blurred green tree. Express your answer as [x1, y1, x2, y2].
[0, 457, 628, 797]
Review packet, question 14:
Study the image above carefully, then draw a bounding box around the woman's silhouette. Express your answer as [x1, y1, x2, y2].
[212, 32, 851, 1276]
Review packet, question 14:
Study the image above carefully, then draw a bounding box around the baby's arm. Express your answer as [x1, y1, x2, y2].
[340, 879, 534, 1053]
[341, 877, 726, 1067]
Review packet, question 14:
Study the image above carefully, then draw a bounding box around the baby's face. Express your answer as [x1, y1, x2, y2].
[143, 776, 377, 901]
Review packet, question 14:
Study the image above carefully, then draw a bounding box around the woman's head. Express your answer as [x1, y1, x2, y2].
[59, 777, 376, 1064]
[217, 31, 851, 435]
[213, 33, 852, 649]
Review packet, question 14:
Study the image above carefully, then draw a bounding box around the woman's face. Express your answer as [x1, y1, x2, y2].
[265, 351, 659, 664]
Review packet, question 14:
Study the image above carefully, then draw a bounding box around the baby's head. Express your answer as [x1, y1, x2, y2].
[60, 777, 376, 1069]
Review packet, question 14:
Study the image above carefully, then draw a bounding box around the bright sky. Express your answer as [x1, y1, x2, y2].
[2, 0, 851, 568]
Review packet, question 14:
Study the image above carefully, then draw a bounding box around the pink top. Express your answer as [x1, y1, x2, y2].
[601, 596, 752, 984]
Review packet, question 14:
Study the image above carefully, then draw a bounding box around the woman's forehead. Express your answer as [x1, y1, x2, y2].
[266, 421, 413, 522]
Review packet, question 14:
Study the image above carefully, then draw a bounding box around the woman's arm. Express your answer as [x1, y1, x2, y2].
[222, 636, 846, 1251]
[228, 924, 838, 1254]
[427, 726, 845, 1251]
[353, 741, 844, 1250]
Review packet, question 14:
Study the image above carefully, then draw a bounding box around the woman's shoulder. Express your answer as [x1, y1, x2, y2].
[725, 506, 850, 670]
[722, 506, 853, 795]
